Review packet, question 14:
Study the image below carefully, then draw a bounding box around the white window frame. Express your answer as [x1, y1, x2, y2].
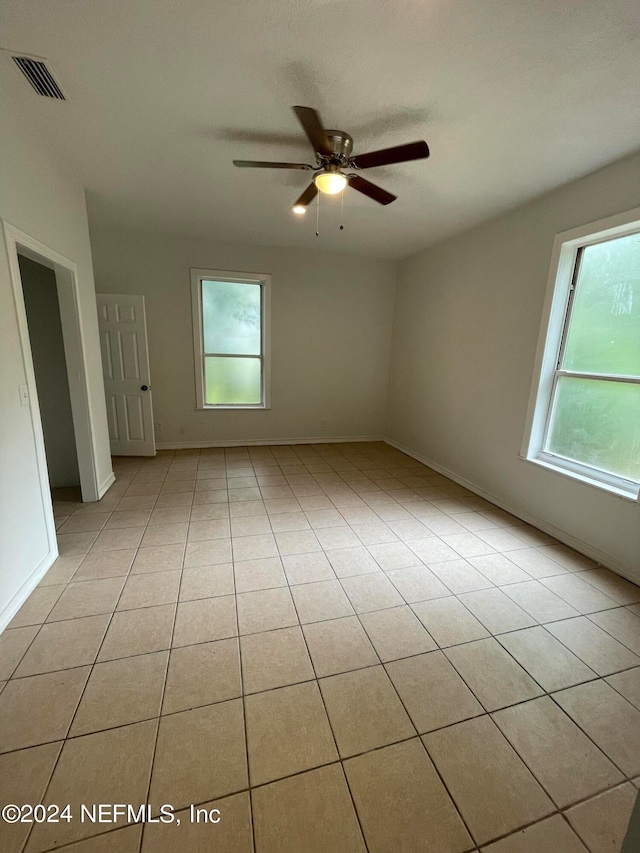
[521, 206, 640, 502]
[191, 268, 271, 410]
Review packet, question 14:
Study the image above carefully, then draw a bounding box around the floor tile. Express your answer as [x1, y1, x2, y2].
[16, 615, 110, 676]
[502, 580, 580, 623]
[441, 531, 497, 558]
[367, 541, 422, 570]
[303, 616, 379, 676]
[0, 625, 39, 679]
[385, 518, 435, 541]
[0, 667, 90, 752]
[554, 680, 640, 777]
[506, 548, 569, 578]
[269, 511, 311, 532]
[73, 549, 136, 581]
[541, 574, 619, 614]
[458, 588, 537, 634]
[493, 696, 623, 807]
[149, 700, 247, 811]
[315, 526, 361, 551]
[445, 637, 544, 711]
[46, 577, 125, 621]
[246, 681, 337, 785]
[428, 558, 495, 594]
[340, 572, 404, 613]
[132, 543, 185, 573]
[345, 738, 472, 853]
[351, 522, 399, 545]
[536, 543, 598, 571]
[480, 814, 587, 852]
[326, 546, 380, 578]
[274, 529, 321, 555]
[26, 720, 157, 851]
[98, 605, 174, 661]
[282, 552, 335, 585]
[179, 563, 234, 600]
[8, 585, 65, 628]
[90, 526, 144, 553]
[39, 555, 84, 586]
[252, 764, 366, 853]
[359, 605, 436, 661]
[498, 626, 597, 691]
[319, 665, 415, 757]
[237, 587, 298, 634]
[468, 553, 531, 585]
[291, 579, 354, 623]
[163, 639, 241, 714]
[386, 651, 483, 733]
[104, 510, 152, 529]
[57, 532, 98, 556]
[188, 518, 231, 542]
[565, 783, 637, 853]
[56, 513, 111, 534]
[184, 538, 232, 567]
[172, 595, 237, 646]
[409, 537, 461, 564]
[579, 568, 640, 605]
[606, 667, 640, 710]
[233, 556, 286, 592]
[0, 742, 62, 853]
[412, 596, 489, 647]
[424, 715, 554, 846]
[385, 564, 450, 603]
[588, 607, 640, 655]
[141, 522, 188, 547]
[240, 626, 314, 693]
[141, 792, 252, 853]
[546, 617, 640, 675]
[116, 570, 181, 610]
[71, 652, 167, 735]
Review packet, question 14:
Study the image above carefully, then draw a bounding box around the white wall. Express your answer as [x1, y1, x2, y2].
[19, 256, 80, 488]
[386, 151, 640, 579]
[89, 227, 396, 446]
[0, 89, 112, 627]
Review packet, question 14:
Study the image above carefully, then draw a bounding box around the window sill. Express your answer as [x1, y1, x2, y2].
[197, 405, 271, 411]
[520, 455, 640, 502]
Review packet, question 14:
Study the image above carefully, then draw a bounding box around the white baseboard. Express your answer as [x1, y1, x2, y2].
[384, 437, 639, 585]
[0, 547, 58, 634]
[97, 471, 116, 499]
[156, 435, 384, 450]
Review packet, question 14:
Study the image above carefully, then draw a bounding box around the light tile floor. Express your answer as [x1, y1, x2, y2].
[1, 442, 639, 852]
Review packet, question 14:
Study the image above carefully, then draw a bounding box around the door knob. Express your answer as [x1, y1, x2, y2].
[141, 385, 150, 391]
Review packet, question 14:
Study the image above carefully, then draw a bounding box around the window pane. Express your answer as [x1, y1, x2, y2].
[204, 356, 261, 405]
[546, 376, 640, 480]
[563, 233, 640, 375]
[202, 280, 261, 355]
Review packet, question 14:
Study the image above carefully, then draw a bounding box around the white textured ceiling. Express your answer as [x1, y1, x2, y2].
[3, 0, 640, 259]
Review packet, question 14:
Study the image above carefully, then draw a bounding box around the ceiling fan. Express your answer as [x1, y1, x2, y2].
[233, 106, 430, 213]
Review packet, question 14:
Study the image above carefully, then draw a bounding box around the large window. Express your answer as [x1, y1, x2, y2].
[191, 269, 270, 408]
[523, 210, 640, 499]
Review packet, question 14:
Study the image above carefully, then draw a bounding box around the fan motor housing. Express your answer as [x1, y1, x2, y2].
[318, 130, 353, 166]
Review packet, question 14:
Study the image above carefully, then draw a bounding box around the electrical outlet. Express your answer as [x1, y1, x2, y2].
[321, 419, 326, 428]
[155, 421, 163, 431]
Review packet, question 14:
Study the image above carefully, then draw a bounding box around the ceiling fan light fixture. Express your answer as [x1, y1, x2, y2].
[291, 204, 307, 215]
[314, 170, 347, 195]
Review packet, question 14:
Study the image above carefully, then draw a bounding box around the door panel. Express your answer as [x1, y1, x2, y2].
[97, 294, 155, 456]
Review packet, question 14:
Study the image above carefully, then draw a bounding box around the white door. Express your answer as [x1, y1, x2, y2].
[97, 293, 156, 456]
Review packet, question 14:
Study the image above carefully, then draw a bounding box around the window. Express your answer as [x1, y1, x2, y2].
[523, 209, 640, 500]
[191, 268, 271, 408]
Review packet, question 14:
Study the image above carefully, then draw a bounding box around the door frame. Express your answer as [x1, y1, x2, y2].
[3, 222, 102, 520]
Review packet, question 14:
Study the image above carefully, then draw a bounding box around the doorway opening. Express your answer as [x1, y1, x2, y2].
[19, 254, 82, 507]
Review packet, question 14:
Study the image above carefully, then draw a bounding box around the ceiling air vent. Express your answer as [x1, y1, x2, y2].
[12, 55, 66, 99]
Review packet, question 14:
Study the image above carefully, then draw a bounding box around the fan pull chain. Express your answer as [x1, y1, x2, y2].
[315, 190, 320, 237]
[340, 188, 345, 231]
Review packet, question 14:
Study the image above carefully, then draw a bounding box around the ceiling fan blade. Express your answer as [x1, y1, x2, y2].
[294, 183, 318, 207]
[292, 106, 332, 156]
[348, 174, 396, 205]
[233, 160, 313, 170]
[349, 140, 429, 170]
